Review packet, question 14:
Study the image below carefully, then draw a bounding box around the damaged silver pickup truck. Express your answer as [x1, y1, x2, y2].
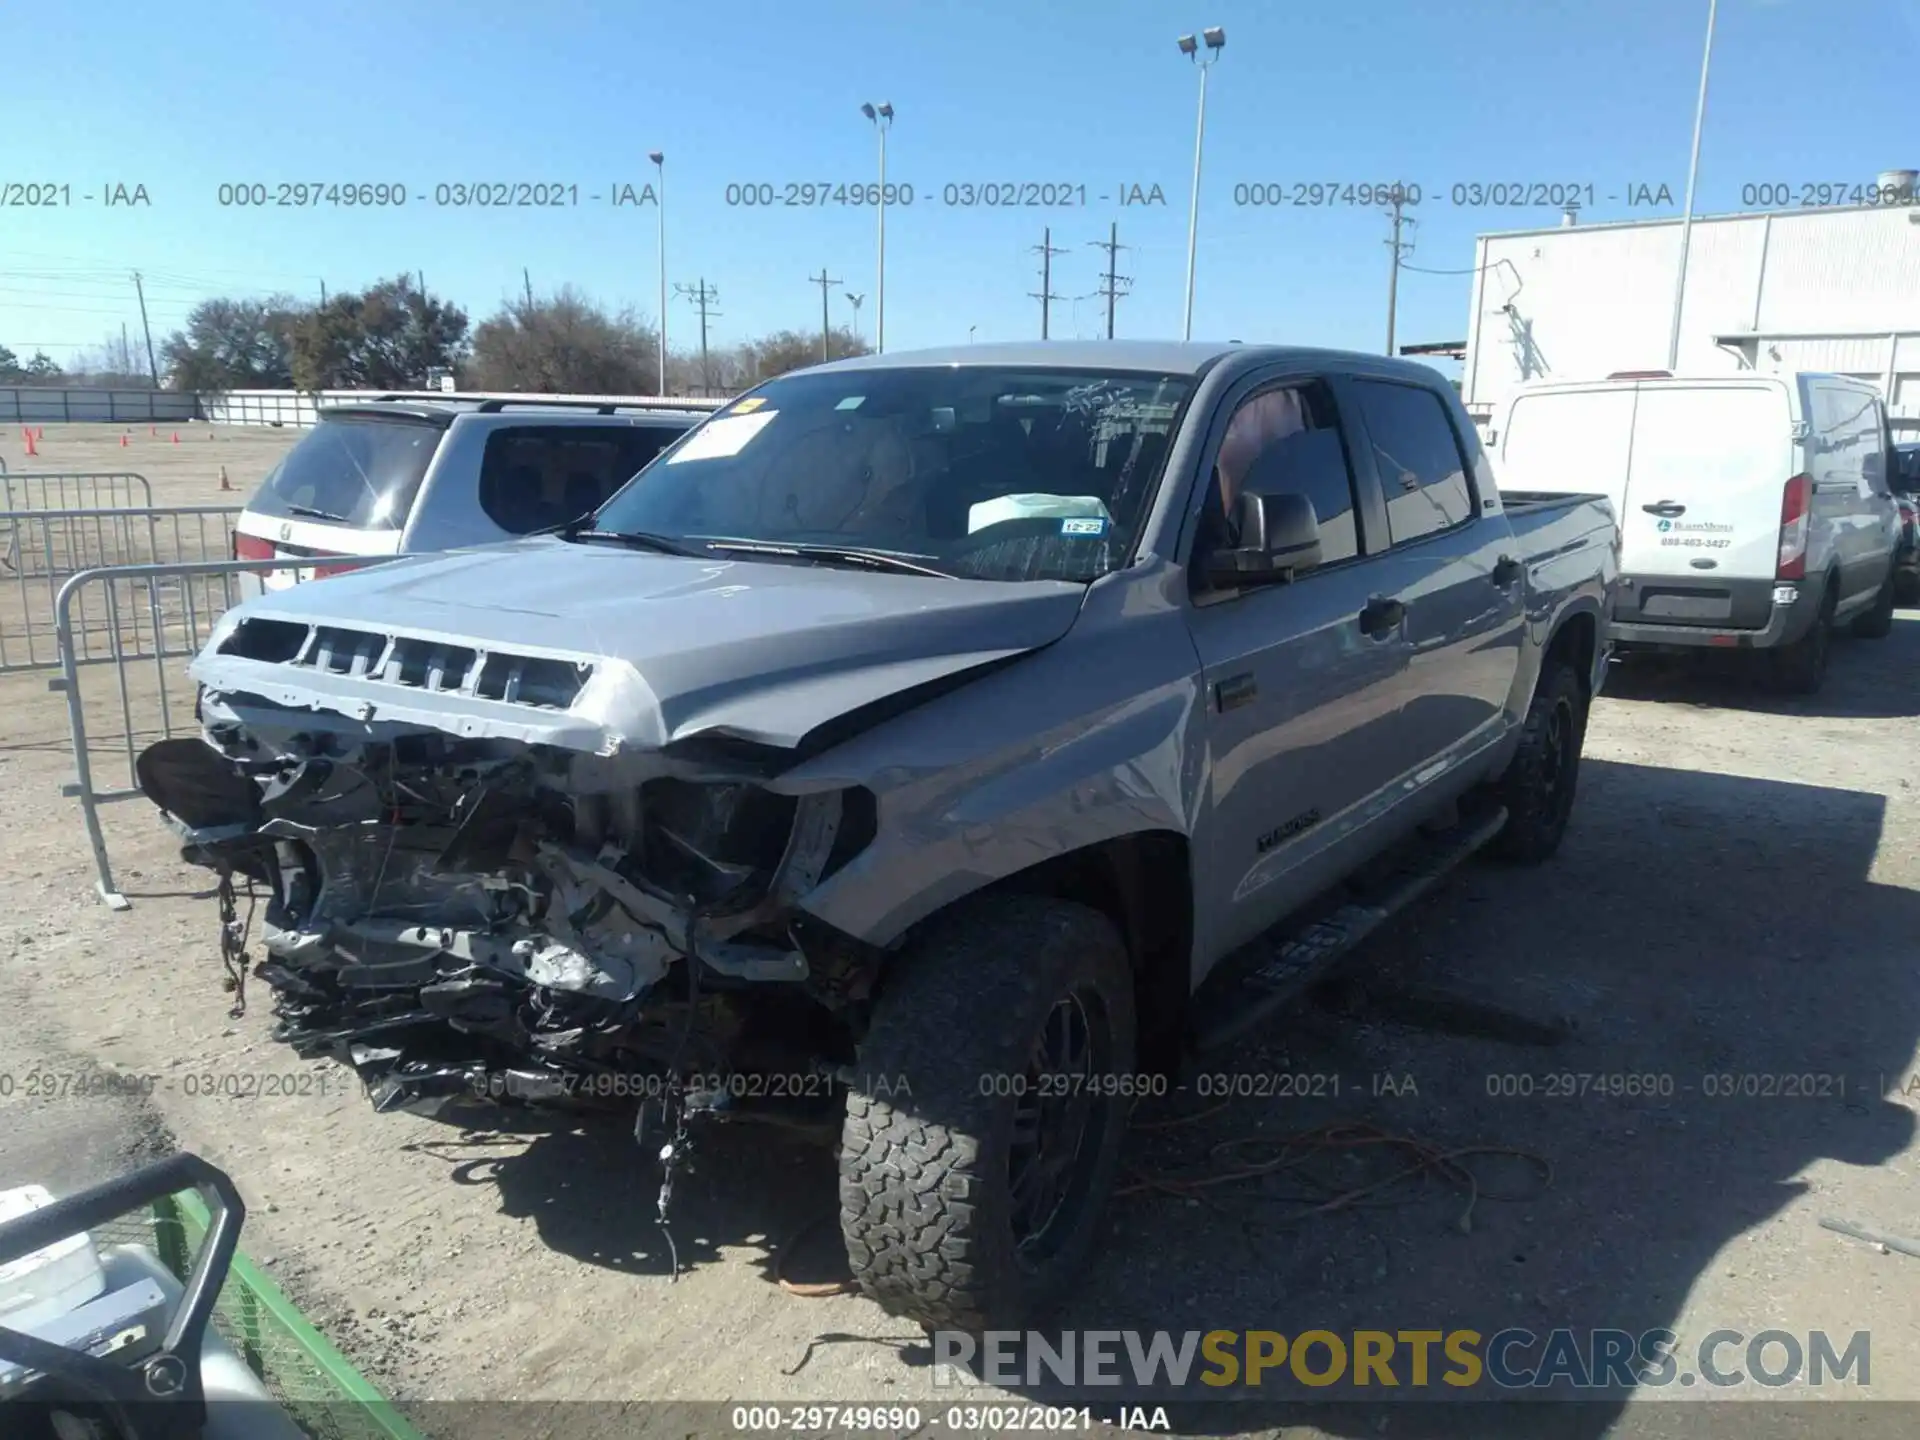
[137, 341, 1618, 1330]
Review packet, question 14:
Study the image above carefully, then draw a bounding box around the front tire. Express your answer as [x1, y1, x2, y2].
[839, 896, 1137, 1331]
[1489, 658, 1587, 865]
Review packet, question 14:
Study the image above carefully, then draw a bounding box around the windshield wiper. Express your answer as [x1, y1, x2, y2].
[704, 540, 955, 578]
[284, 502, 352, 523]
[564, 527, 704, 557]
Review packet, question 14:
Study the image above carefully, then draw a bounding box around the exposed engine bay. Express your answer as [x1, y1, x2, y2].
[137, 709, 886, 1146]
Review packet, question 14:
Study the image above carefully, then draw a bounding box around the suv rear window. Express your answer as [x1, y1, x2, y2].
[248, 415, 441, 531]
[476, 425, 685, 535]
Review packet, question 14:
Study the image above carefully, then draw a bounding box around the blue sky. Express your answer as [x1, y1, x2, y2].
[7, 0, 1919, 378]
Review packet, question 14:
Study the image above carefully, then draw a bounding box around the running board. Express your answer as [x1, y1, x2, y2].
[1187, 803, 1509, 1054]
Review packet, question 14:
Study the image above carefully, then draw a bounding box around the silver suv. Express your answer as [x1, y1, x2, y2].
[231, 396, 718, 595]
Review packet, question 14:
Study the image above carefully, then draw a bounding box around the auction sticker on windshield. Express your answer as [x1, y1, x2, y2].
[668, 410, 778, 463]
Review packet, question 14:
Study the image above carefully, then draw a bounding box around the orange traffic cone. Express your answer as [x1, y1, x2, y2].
[219, 464, 233, 492]
[171, 432, 179, 444]
[23, 429, 37, 457]
[120, 432, 130, 447]
[149, 425, 157, 437]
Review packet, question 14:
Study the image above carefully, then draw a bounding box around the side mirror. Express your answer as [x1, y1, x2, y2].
[1205, 491, 1323, 587]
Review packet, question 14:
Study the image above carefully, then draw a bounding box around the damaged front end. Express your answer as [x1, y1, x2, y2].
[137, 687, 884, 1143]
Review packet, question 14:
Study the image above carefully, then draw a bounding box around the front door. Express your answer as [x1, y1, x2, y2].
[1184, 376, 1415, 963]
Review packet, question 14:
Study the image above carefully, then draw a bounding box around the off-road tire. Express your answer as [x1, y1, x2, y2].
[839, 895, 1137, 1332]
[1771, 584, 1833, 695]
[1489, 658, 1587, 865]
[1850, 566, 1897, 639]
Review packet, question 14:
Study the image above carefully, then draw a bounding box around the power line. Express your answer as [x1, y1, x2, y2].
[674, 278, 720, 394]
[1088, 222, 1132, 340]
[810, 268, 842, 363]
[1029, 227, 1066, 340]
[1383, 191, 1417, 356]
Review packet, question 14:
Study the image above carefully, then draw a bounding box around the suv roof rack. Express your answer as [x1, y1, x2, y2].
[356, 391, 724, 412]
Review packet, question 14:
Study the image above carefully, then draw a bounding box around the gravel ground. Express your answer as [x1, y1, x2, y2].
[3, 425, 1920, 1439]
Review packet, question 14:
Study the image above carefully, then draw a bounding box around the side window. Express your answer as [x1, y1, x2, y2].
[477, 426, 635, 535]
[1203, 381, 1360, 566]
[1350, 379, 1474, 545]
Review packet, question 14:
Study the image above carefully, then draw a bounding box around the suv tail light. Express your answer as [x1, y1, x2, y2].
[233, 532, 274, 562]
[1777, 473, 1812, 580]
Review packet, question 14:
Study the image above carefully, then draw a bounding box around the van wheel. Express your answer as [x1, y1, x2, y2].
[1489, 658, 1587, 865]
[1771, 587, 1833, 694]
[1850, 566, 1897, 639]
[839, 896, 1136, 1332]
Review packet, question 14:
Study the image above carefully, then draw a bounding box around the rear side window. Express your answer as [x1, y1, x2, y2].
[248, 416, 441, 530]
[1350, 380, 1474, 544]
[476, 425, 685, 535]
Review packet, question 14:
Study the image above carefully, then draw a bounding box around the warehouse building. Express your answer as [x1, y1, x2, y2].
[1459, 184, 1920, 433]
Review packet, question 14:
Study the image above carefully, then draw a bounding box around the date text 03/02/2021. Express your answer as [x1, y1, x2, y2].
[722, 181, 1169, 208]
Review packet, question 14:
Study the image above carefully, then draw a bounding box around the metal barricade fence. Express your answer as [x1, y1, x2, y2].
[2, 470, 152, 512]
[54, 555, 401, 908]
[2, 504, 240, 671]
[0, 471, 153, 575]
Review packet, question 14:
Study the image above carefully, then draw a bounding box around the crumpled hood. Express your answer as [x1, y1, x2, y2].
[195, 539, 1089, 753]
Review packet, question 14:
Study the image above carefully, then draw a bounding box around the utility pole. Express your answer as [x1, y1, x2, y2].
[1029, 227, 1066, 340]
[1089, 222, 1132, 339]
[845, 292, 866, 350]
[418, 270, 427, 299]
[1384, 189, 1416, 356]
[674, 279, 720, 394]
[319, 280, 327, 306]
[1667, 0, 1719, 370]
[130, 270, 158, 386]
[811, 269, 843, 362]
[523, 268, 535, 310]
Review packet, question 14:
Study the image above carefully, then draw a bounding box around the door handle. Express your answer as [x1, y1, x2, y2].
[1642, 500, 1687, 518]
[1491, 555, 1523, 587]
[1359, 596, 1406, 639]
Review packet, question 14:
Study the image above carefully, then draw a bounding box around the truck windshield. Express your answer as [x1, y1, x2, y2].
[589, 366, 1193, 582]
[247, 414, 442, 530]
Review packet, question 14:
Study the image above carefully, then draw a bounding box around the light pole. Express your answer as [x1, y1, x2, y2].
[1666, 0, 1718, 372]
[845, 292, 866, 349]
[1177, 27, 1225, 342]
[861, 102, 893, 352]
[650, 150, 667, 392]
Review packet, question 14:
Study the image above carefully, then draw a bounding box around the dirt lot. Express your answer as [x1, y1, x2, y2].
[4, 424, 1920, 1438]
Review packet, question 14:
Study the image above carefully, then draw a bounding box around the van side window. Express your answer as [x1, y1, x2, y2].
[1199, 381, 1359, 568]
[1350, 379, 1474, 545]
[477, 427, 643, 535]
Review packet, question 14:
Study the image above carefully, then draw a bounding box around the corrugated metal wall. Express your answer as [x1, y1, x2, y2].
[1463, 205, 1920, 418]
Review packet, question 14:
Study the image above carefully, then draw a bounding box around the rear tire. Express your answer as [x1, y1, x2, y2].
[1850, 566, 1897, 639]
[1771, 585, 1833, 694]
[1490, 658, 1587, 865]
[840, 896, 1137, 1331]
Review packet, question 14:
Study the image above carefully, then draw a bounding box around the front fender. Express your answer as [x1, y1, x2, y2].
[771, 572, 1207, 947]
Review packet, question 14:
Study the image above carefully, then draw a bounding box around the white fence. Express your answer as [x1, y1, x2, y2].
[203, 389, 727, 428]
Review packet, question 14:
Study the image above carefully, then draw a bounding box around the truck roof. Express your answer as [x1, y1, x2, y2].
[807, 339, 1452, 381]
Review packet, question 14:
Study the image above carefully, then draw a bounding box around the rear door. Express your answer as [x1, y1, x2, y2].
[1343, 374, 1524, 775]
[1498, 384, 1637, 519]
[1618, 382, 1792, 589]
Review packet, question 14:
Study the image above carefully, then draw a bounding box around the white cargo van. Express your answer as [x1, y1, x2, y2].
[1491, 372, 1901, 692]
